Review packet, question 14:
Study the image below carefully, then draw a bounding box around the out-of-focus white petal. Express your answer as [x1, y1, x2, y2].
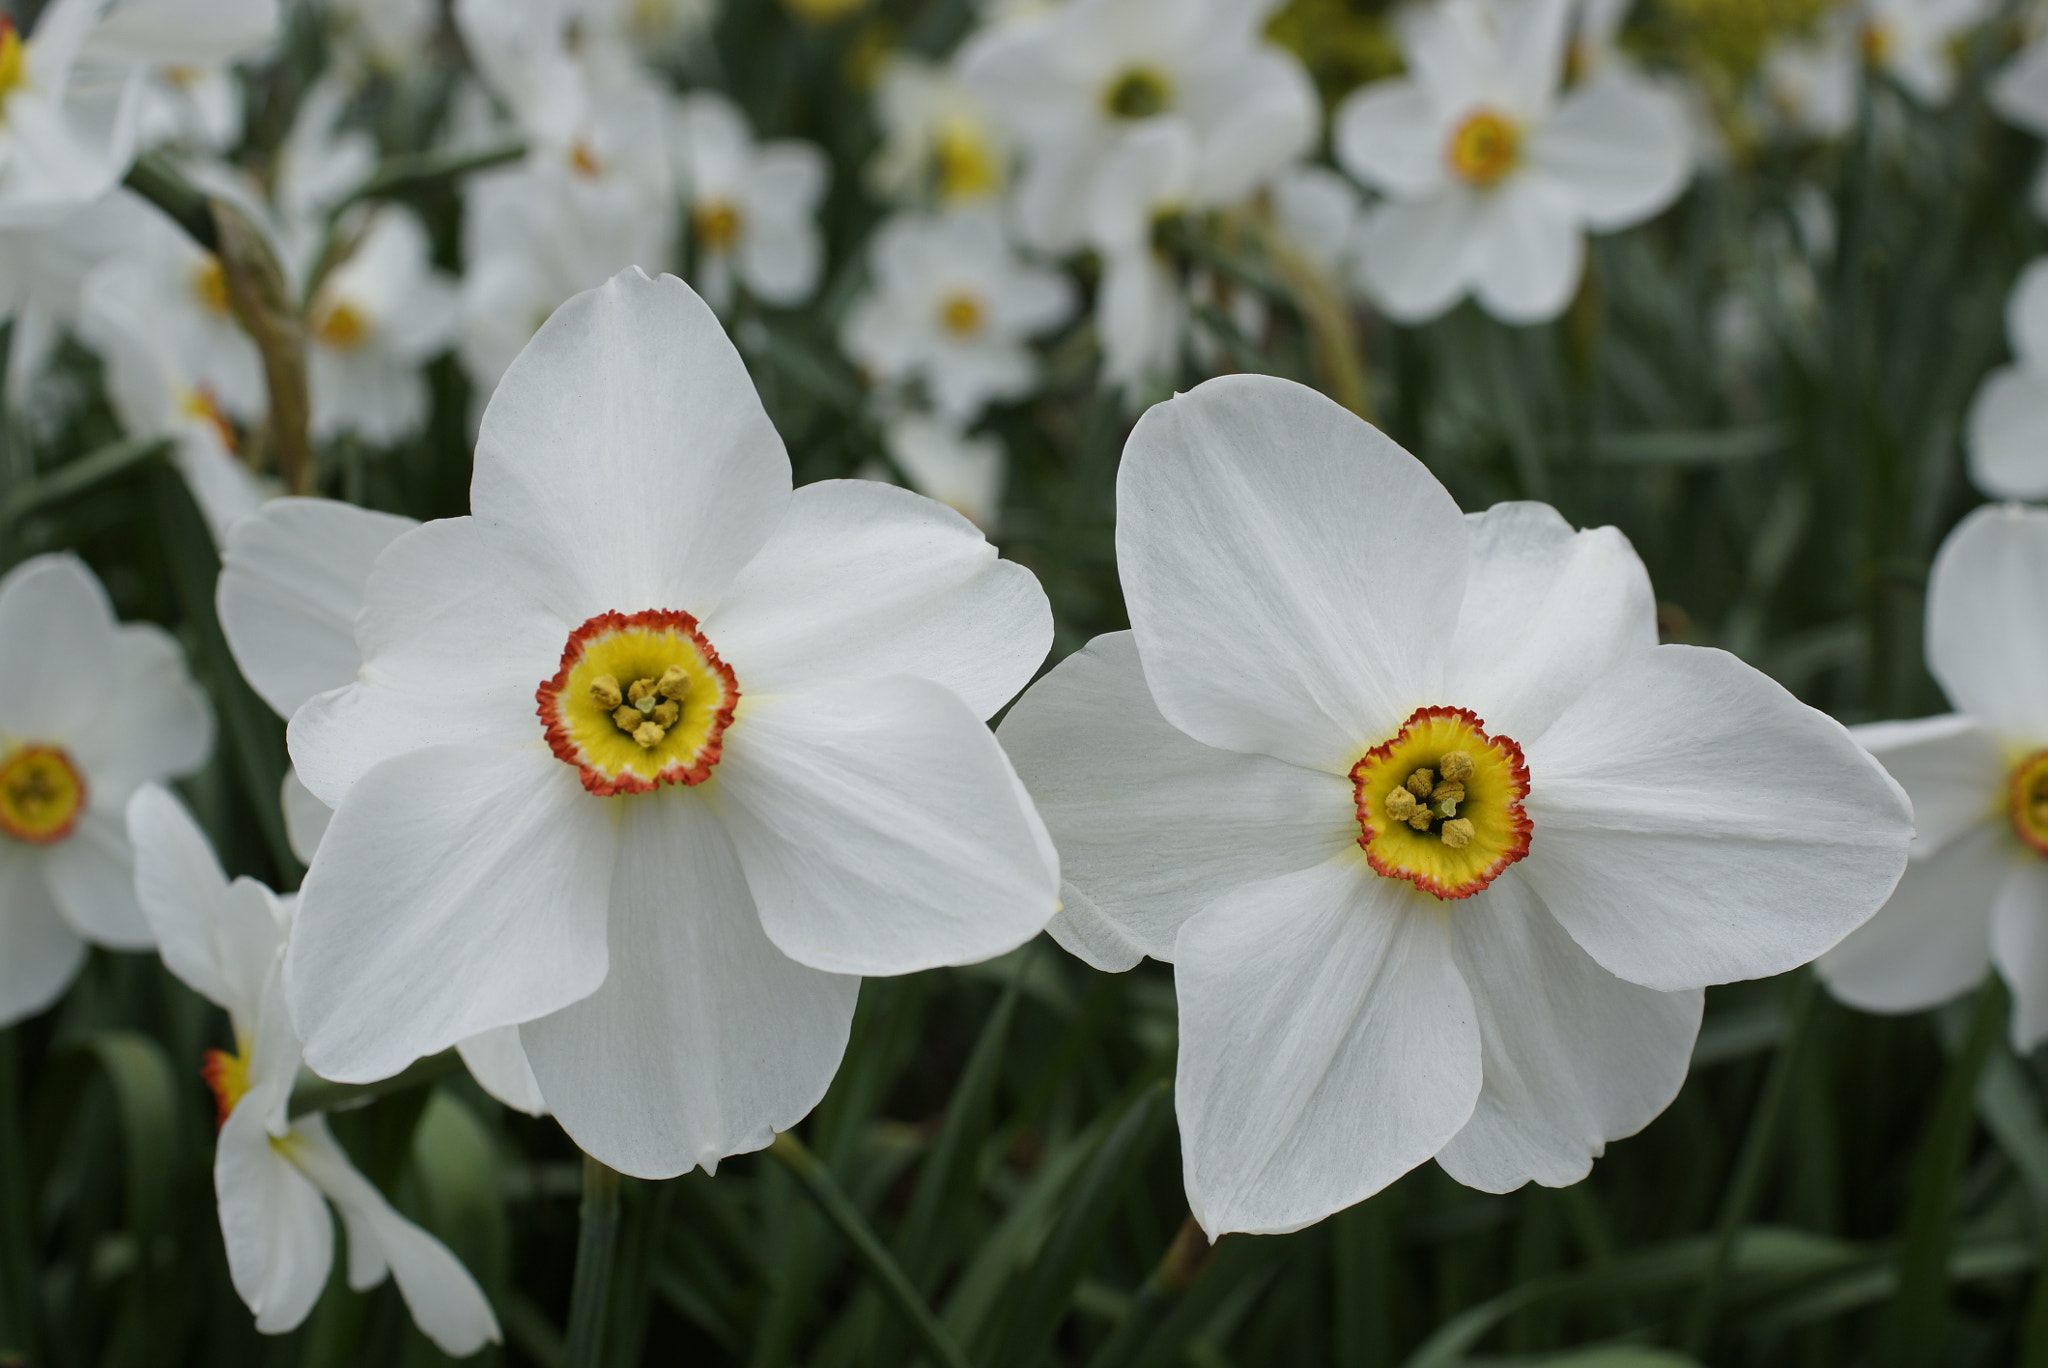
[43, 811, 151, 949]
[217, 1085, 332, 1335]
[1117, 374, 1465, 771]
[70, 623, 212, 800]
[0, 554, 119, 743]
[1966, 367, 2048, 502]
[1926, 505, 2048, 745]
[1521, 645, 1913, 990]
[279, 769, 331, 866]
[1529, 74, 1690, 231]
[85, 0, 280, 65]
[1355, 193, 1483, 325]
[1435, 872, 1701, 1192]
[1471, 173, 1584, 325]
[1994, 861, 2048, 1051]
[1850, 713, 2005, 859]
[522, 788, 858, 1176]
[1819, 820, 2006, 1014]
[2006, 258, 2048, 365]
[997, 632, 1353, 969]
[0, 841, 86, 1026]
[1333, 80, 1447, 199]
[1175, 856, 1480, 1237]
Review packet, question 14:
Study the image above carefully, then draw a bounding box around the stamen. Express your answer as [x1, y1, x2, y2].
[1349, 705, 1532, 900]
[589, 674, 623, 709]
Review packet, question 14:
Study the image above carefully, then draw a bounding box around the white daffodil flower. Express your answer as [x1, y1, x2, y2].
[283, 269, 1059, 1179]
[879, 410, 1010, 533]
[842, 207, 1074, 425]
[306, 204, 460, 446]
[868, 53, 1010, 207]
[0, 555, 212, 1025]
[126, 784, 500, 1355]
[996, 374, 1913, 1237]
[1965, 259, 2048, 501]
[1765, 0, 1991, 141]
[1086, 118, 1194, 400]
[673, 93, 828, 313]
[83, 0, 278, 155]
[0, 186, 153, 405]
[1333, 0, 1691, 326]
[1818, 506, 2048, 1048]
[958, 0, 1316, 256]
[0, 0, 142, 231]
[216, 497, 549, 1117]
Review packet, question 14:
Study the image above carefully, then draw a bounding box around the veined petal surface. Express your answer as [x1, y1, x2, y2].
[216, 1085, 332, 1335]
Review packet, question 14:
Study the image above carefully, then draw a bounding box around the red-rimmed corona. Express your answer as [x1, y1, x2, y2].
[2010, 748, 2048, 857]
[0, 743, 88, 846]
[537, 608, 740, 796]
[1349, 706, 1531, 900]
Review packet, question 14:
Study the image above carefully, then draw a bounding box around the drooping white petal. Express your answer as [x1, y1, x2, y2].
[1471, 174, 1584, 325]
[523, 787, 858, 1176]
[1175, 856, 1480, 1237]
[705, 480, 1051, 720]
[1332, 80, 1449, 199]
[1925, 504, 2048, 745]
[217, 497, 418, 719]
[716, 675, 1057, 976]
[0, 554, 118, 743]
[288, 744, 616, 1083]
[217, 1084, 333, 1335]
[1818, 820, 2006, 1014]
[469, 268, 790, 625]
[1966, 367, 2048, 502]
[996, 632, 1354, 970]
[1355, 193, 1483, 325]
[0, 841, 86, 1027]
[1117, 374, 1465, 772]
[1993, 861, 2048, 1051]
[1528, 74, 1690, 232]
[1521, 645, 1913, 991]
[1850, 713, 2006, 859]
[69, 623, 213, 801]
[129, 784, 244, 1012]
[285, 517, 566, 809]
[1443, 502, 1655, 746]
[456, 1028, 546, 1116]
[1435, 872, 1701, 1192]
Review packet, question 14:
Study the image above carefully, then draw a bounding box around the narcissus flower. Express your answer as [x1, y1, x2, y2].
[285, 269, 1058, 1178]
[997, 374, 1912, 1236]
[673, 93, 828, 313]
[0, 554, 212, 1025]
[1965, 259, 2048, 501]
[306, 204, 460, 446]
[126, 784, 499, 1355]
[1819, 506, 2048, 1048]
[1333, 0, 1691, 325]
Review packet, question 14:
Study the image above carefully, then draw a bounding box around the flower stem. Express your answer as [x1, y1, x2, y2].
[564, 1154, 622, 1368]
[767, 1129, 974, 1368]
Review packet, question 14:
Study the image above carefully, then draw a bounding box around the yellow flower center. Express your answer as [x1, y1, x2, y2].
[202, 1046, 251, 1129]
[180, 385, 238, 453]
[1447, 109, 1522, 187]
[694, 201, 743, 253]
[570, 140, 604, 178]
[312, 298, 371, 351]
[938, 290, 986, 338]
[2010, 750, 2048, 857]
[538, 609, 740, 796]
[0, 744, 86, 846]
[192, 256, 231, 316]
[1860, 18, 1895, 65]
[1350, 706, 1531, 900]
[0, 23, 25, 110]
[1104, 66, 1172, 120]
[933, 117, 1000, 201]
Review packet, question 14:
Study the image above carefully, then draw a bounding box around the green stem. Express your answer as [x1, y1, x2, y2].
[0, 435, 168, 527]
[767, 1130, 974, 1368]
[1892, 978, 2008, 1368]
[564, 1155, 622, 1368]
[1681, 971, 1818, 1354]
[341, 140, 528, 208]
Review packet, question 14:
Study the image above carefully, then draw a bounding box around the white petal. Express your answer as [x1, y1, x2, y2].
[285, 1115, 501, 1355]
[738, 222, 823, 306]
[0, 553, 117, 742]
[216, 1085, 332, 1335]
[1471, 174, 1585, 326]
[1851, 713, 2006, 858]
[217, 497, 418, 719]
[2005, 257, 2048, 366]
[1332, 80, 1449, 199]
[288, 745, 616, 1083]
[705, 480, 1051, 720]
[1435, 872, 1701, 1192]
[1521, 645, 1913, 990]
[279, 768, 331, 866]
[456, 1027, 546, 1116]
[1926, 504, 2048, 743]
[717, 676, 1058, 976]
[84, 0, 278, 64]
[1355, 193, 1482, 325]
[1183, 49, 1319, 205]
[43, 811, 151, 949]
[522, 787, 857, 1176]
[285, 517, 567, 809]
[1116, 374, 1465, 772]
[1443, 502, 1656, 745]
[1175, 856, 1479, 1237]
[996, 632, 1353, 969]
[1993, 861, 2048, 1051]
[469, 268, 790, 623]
[69, 623, 213, 800]
[1819, 819, 2005, 1014]
[1966, 368, 2048, 502]
[0, 841, 86, 1026]
[1528, 74, 1690, 232]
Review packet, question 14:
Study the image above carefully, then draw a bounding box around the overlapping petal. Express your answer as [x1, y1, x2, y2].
[1818, 821, 2006, 1014]
[0, 554, 118, 743]
[1849, 713, 2005, 859]
[1926, 504, 2048, 744]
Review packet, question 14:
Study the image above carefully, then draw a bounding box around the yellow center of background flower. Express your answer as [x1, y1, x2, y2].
[2010, 750, 2048, 857]
[313, 299, 371, 350]
[1350, 706, 1531, 900]
[538, 609, 739, 796]
[695, 201, 743, 252]
[0, 24, 25, 110]
[1105, 66, 1172, 120]
[202, 1046, 251, 1129]
[938, 290, 986, 337]
[1447, 109, 1521, 187]
[193, 256, 231, 317]
[933, 118, 1000, 201]
[0, 744, 86, 846]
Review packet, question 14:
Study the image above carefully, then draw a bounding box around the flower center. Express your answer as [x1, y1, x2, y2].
[202, 1046, 250, 1129]
[537, 609, 739, 796]
[933, 117, 999, 200]
[312, 297, 371, 351]
[193, 256, 231, 317]
[181, 385, 238, 452]
[1104, 66, 1172, 120]
[1860, 19, 1895, 65]
[0, 744, 86, 846]
[0, 23, 25, 110]
[1446, 109, 1521, 187]
[570, 139, 604, 178]
[694, 201, 743, 253]
[2010, 750, 2048, 857]
[1350, 706, 1531, 900]
[938, 290, 986, 338]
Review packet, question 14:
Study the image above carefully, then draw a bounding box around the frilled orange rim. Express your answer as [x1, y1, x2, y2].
[1350, 705, 1531, 901]
[0, 744, 87, 846]
[537, 609, 739, 797]
[2010, 749, 2048, 857]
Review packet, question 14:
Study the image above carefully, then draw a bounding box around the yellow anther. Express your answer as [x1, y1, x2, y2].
[695, 201, 742, 252]
[632, 721, 666, 749]
[651, 700, 680, 728]
[1407, 811, 1434, 831]
[1439, 752, 1474, 783]
[612, 704, 643, 732]
[1385, 787, 1418, 821]
[1441, 818, 1475, 849]
[1406, 769, 1435, 799]
[657, 666, 690, 701]
[314, 300, 370, 350]
[627, 678, 656, 705]
[589, 674, 624, 709]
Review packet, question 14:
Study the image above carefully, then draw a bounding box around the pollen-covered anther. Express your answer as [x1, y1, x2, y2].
[1350, 706, 1532, 900]
[538, 608, 740, 795]
[1441, 818, 1475, 849]
[589, 673, 623, 709]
